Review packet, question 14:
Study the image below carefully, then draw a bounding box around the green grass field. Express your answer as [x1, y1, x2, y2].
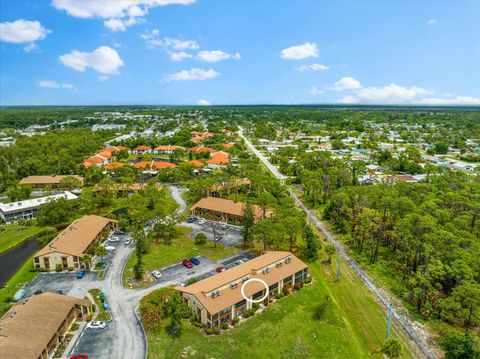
[0, 255, 38, 316]
[0, 224, 51, 254]
[123, 226, 240, 288]
[88, 289, 112, 321]
[142, 252, 417, 359]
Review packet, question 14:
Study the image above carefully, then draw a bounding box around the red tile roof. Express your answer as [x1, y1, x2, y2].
[188, 146, 217, 153]
[134, 145, 151, 151]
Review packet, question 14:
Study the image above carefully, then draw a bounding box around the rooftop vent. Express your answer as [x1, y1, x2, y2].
[211, 290, 221, 298]
[276, 262, 283, 268]
[230, 283, 238, 289]
[284, 257, 292, 264]
[262, 267, 270, 274]
[242, 277, 249, 283]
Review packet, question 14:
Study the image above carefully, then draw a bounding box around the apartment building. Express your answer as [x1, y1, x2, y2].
[176, 251, 308, 328]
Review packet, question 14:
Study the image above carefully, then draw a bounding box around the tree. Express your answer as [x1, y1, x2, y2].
[195, 232, 207, 245]
[36, 197, 76, 226]
[59, 176, 83, 190]
[80, 254, 92, 269]
[303, 225, 320, 261]
[325, 243, 336, 263]
[241, 202, 255, 247]
[435, 142, 449, 154]
[133, 228, 145, 280]
[382, 339, 402, 358]
[441, 331, 480, 359]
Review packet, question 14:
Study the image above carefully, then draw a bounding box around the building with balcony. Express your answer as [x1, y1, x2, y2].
[176, 251, 308, 328]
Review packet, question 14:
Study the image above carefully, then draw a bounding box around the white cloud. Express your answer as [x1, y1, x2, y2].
[330, 76, 362, 91]
[169, 51, 192, 61]
[59, 46, 124, 74]
[140, 28, 160, 40]
[97, 75, 109, 81]
[24, 43, 39, 53]
[415, 96, 480, 105]
[37, 80, 75, 90]
[197, 99, 211, 106]
[337, 95, 358, 104]
[195, 50, 240, 62]
[355, 84, 431, 104]
[104, 17, 143, 32]
[52, 0, 195, 31]
[52, 0, 194, 18]
[0, 19, 51, 43]
[280, 42, 318, 60]
[427, 19, 436, 25]
[310, 86, 325, 95]
[296, 63, 330, 72]
[164, 68, 220, 81]
[162, 37, 199, 50]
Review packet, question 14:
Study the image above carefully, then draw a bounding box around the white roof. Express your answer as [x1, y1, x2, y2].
[0, 191, 78, 214]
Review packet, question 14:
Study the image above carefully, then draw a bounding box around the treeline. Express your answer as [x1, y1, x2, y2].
[0, 128, 111, 192]
[323, 172, 480, 328]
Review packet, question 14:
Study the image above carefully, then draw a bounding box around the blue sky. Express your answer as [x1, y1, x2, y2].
[1, 0, 479, 106]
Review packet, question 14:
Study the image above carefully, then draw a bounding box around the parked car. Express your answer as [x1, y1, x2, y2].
[198, 219, 206, 225]
[189, 257, 200, 265]
[105, 246, 115, 251]
[235, 260, 244, 266]
[125, 239, 131, 246]
[34, 290, 43, 295]
[70, 355, 88, 359]
[221, 223, 228, 230]
[109, 236, 120, 243]
[76, 270, 87, 279]
[182, 259, 193, 268]
[151, 270, 162, 279]
[86, 321, 106, 329]
[103, 302, 109, 311]
[216, 266, 225, 273]
[186, 216, 197, 223]
[56, 290, 63, 295]
[115, 230, 125, 235]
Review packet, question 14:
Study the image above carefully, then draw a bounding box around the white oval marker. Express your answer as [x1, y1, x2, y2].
[240, 278, 269, 304]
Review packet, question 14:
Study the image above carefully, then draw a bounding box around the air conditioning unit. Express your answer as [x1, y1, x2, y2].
[284, 257, 291, 264]
[242, 277, 249, 283]
[230, 283, 238, 289]
[262, 267, 270, 274]
[276, 262, 282, 268]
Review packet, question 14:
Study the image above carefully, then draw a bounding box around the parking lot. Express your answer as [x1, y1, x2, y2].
[181, 218, 243, 246]
[68, 321, 116, 359]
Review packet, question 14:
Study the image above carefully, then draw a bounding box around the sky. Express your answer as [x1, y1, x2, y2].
[0, 0, 479, 106]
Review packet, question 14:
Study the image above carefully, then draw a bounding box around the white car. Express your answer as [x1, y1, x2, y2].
[198, 219, 206, 225]
[87, 321, 106, 329]
[125, 239, 131, 246]
[105, 246, 115, 252]
[109, 236, 120, 243]
[151, 270, 162, 279]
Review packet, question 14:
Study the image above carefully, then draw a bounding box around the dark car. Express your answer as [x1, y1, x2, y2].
[115, 230, 125, 235]
[189, 257, 200, 265]
[76, 270, 87, 279]
[182, 259, 193, 268]
[216, 266, 225, 273]
[186, 216, 197, 223]
[34, 290, 43, 295]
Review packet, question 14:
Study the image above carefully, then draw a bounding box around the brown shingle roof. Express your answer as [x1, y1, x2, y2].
[176, 251, 307, 314]
[190, 197, 263, 220]
[0, 292, 90, 359]
[19, 175, 84, 186]
[35, 215, 116, 258]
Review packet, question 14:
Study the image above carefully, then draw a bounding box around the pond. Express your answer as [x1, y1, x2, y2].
[0, 236, 41, 287]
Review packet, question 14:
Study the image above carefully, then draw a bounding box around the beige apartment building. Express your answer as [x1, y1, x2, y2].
[33, 215, 117, 271]
[0, 292, 91, 359]
[176, 251, 308, 328]
[190, 197, 265, 223]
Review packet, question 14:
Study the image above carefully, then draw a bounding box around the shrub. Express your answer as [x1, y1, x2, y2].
[92, 304, 96, 312]
[213, 326, 221, 335]
[55, 264, 63, 272]
[221, 322, 229, 330]
[205, 328, 214, 335]
[304, 276, 312, 284]
[70, 322, 79, 331]
[382, 339, 402, 358]
[282, 285, 290, 296]
[252, 303, 260, 310]
[195, 232, 207, 245]
[186, 277, 198, 286]
[243, 308, 256, 318]
[275, 292, 284, 300]
[192, 320, 202, 328]
[294, 283, 302, 291]
[313, 295, 330, 321]
[68, 267, 74, 271]
[86, 314, 93, 322]
[231, 317, 239, 325]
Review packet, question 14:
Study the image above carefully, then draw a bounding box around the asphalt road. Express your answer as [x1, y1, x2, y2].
[239, 128, 437, 359]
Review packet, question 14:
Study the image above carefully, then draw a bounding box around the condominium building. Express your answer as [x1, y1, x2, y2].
[33, 215, 117, 271]
[176, 251, 308, 328]
[0, 292, 91, 359]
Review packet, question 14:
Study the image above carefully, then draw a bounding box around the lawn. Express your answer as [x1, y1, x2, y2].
[88, 288, 112, 321]
[0, 255, 38, 316]
[123, 227, 240, 288]
[0, 224, 51, 254]
[142, 252, 417, 359]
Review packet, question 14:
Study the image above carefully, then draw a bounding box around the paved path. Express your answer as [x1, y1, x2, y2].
[67, 186, 192, 359]
[239, 128, 437, 359]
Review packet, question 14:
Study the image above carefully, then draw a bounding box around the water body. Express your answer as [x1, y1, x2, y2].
[0, 236, 41, 287]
